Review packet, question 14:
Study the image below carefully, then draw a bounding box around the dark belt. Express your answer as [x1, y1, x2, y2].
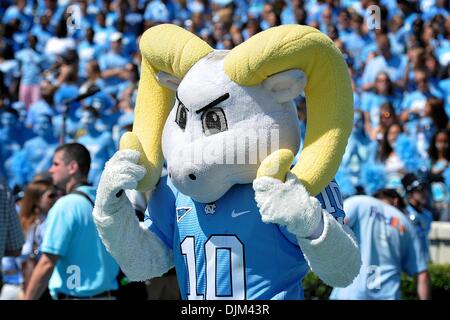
[57, 290, 115, 300]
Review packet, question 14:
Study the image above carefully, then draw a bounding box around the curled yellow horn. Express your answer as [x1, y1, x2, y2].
[225, 25, 353, 196]
[121, 24, 213, 191]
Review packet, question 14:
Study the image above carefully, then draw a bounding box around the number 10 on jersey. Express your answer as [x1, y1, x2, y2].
[180, 235, 246, 300]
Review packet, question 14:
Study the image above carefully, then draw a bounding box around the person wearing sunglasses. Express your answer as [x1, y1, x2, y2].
[0, 179, 58, 300]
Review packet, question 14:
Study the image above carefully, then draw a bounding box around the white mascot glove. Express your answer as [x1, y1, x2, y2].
[93, 149, 174, 281]
[253, 172, 361, 287]
[95, 150, 147, 215]
[253, 172, 323, 239]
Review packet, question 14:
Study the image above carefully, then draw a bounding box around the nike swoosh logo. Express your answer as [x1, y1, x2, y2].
[231, 210, 251, 218]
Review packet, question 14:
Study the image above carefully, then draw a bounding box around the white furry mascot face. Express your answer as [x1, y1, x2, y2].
[161, 51, 303, 203]
[120, 24, 354, 203]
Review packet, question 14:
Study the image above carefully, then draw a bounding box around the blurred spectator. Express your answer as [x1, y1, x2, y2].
[0, 108, 26, 186]
[437, 63, 450, 116]
[374, 122, 406, 176]
[13, 114, 58, 186]
[0, 0, 447, 266]
[77, 28, 100, 82]
[25, 80, 57, 129]
[15, 35, 46, 109]
[76, 107, 115, 187]
[93, 11, 114, 51]
[361, 33, 407, 91]
[428, 129, 450, 180]
[362, 72, 402, 140]
[79, 60, 106, 94]
[402, 173, 434, 262]
[428, 129, 450, 221]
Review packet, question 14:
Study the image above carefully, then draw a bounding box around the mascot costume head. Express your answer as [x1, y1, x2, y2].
[94, 24, 361, 300]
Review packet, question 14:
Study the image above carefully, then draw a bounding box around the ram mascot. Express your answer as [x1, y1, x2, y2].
[93, 24, 361, 300]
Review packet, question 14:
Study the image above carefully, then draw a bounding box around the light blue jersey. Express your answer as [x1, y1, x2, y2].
[330, 196, 427, 300]
[145, 176, 345, 300]
[41, 186, 119, 298]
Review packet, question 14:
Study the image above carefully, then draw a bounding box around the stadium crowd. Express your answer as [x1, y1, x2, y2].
[0, 0, 449, 299]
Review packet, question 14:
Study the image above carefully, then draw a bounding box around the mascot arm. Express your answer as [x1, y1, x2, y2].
[253, 172, 361, 287]
[93, 150, 174, 282]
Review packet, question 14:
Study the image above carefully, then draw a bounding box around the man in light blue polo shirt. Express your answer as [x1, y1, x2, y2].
[330, 189, 430, 300]
[23, 143, 119, 300]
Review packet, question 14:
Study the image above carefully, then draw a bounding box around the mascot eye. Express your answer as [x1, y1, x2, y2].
[175, 102, 188, 130]
[201, 107, 227, 136]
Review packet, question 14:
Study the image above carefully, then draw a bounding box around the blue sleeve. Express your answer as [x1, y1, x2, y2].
[144, 175, 177, 249]
[401, 219, 428, 276]
[279, 179, 346, 244]
[40, 197, 77, 257]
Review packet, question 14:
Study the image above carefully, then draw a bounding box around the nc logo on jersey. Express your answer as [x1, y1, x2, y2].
[204, 203, 216, 215]
[176, 207, 192, 222]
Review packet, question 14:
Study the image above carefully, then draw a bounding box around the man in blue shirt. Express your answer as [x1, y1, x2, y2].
[330, 189, 430, 300]
[23, 143, 119, 299]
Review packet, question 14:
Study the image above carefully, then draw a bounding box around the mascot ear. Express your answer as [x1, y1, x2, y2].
[157, 71, 181, 91]
[263, 69, 307, 103]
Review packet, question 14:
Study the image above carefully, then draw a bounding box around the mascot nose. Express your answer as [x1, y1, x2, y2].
[188, 174, 197, 181]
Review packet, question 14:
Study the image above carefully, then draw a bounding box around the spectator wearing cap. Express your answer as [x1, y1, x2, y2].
[402, 173, 434, 261]
[99, 32, 128, 94]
